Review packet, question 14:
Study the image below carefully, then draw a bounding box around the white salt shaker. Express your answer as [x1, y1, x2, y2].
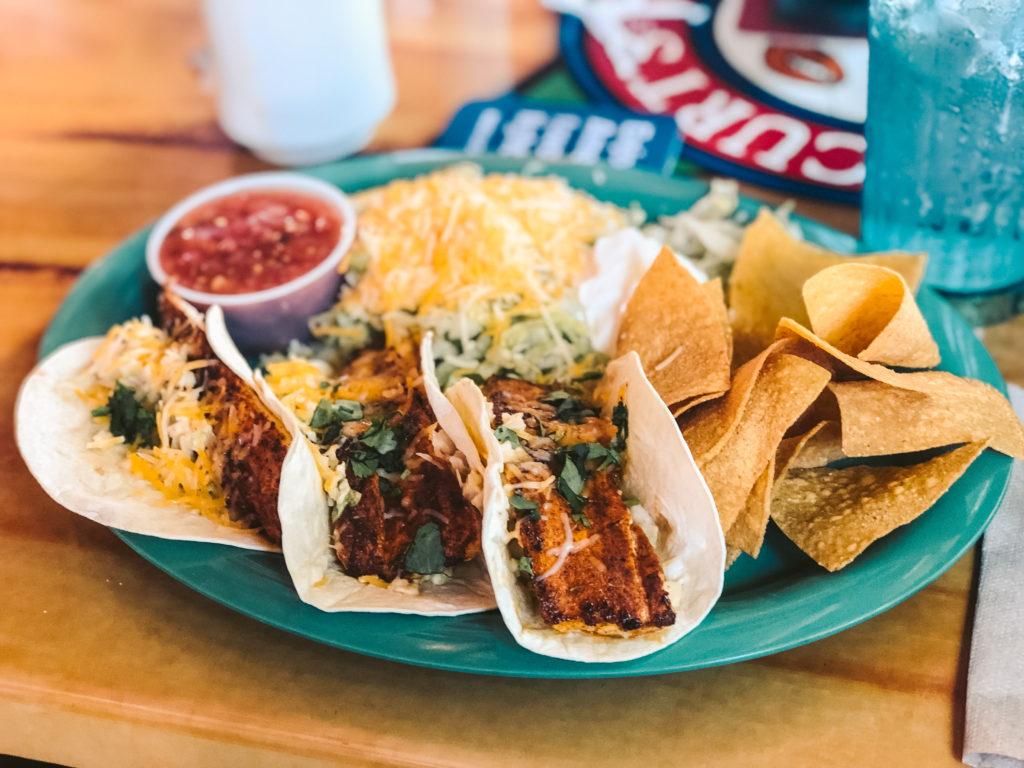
[201, 0, 396, 166]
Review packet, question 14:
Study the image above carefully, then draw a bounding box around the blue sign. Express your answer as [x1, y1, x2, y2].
[435, 96, 683, 175]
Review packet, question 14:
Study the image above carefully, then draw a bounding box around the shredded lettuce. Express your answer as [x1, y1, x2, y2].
[302, 296, 605, 388]
[640, 179, 802, 281]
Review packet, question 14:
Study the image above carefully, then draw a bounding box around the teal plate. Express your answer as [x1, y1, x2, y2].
[40, 151, 1011, 678]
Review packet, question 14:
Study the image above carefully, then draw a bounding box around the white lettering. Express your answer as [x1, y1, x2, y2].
[535, 113, 583, 160]
[629, 68, 709, 113]
[717, 113, 811, 172]
[464, 107, 503, 154]
[606, 120, 657, 168]
[497, 109, 549, 157]
[636, 27, 686, 67]
[675, 89, 755, 142]
[801, 131, 866, 186]
[570, 116, 619, 164]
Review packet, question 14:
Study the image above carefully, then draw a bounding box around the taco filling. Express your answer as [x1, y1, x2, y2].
[481, 378, 676, 636]
[264, 341, 482, 586]
[78, 292, 289, 541]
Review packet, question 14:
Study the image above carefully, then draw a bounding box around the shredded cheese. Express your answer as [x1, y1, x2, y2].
[339, 166, 624, 319]
[537, 512, 576, 582]
[80, 318, 229, 522]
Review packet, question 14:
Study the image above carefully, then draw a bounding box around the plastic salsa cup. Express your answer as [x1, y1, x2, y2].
[146, 171, 356, 352]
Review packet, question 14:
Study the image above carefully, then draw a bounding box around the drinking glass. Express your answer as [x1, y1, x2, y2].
[202, 0, 395, 166]
[861, 0, 1024, 293]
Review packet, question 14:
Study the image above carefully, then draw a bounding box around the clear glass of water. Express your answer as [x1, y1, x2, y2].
[861, 0, 1024, 293]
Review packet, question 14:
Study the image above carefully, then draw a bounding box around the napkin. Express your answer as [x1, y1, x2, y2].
[963, 383, 1024, 768]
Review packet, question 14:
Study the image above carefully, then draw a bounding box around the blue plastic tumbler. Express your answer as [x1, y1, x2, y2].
[861, 0, 1024, 293]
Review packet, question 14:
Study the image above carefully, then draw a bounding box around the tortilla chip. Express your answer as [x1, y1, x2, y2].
[725, 545, 742, 569]
[672, 390, 727, 418]
[688, 352, 831, 532]
[775, 318, 936, 391]
[702, 277, 733, 366]
[780, 421, 845, 470]
[802, 263, 939, 368]
[831, 374, 1024, 459]
[772, 442, 986, 571]
[729, 211, 927, 363]
[727, 456, 775, 558]
[618, 247, 732, 406]
[679, 340, 787, 464]
[786, 385, 840, 438]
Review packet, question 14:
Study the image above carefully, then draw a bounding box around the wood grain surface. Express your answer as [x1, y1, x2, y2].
[1, 1, 1017, 767]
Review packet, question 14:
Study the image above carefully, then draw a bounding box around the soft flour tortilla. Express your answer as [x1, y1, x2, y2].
[15, 333, 277, 552]
[449, 351, 724, 662]
[258, 331, 495, 615]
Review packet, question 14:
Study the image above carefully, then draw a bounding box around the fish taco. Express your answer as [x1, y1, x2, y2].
[16, 292, 295, 550]
[445, 351, 725, 662]
[248, 332, 495, 615]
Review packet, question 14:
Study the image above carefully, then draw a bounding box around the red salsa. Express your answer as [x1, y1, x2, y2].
[159, 190, 342, 294]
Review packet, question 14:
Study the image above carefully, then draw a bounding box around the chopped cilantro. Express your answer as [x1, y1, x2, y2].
[344, 419, 405, 481]
[404, 522, 446, 575]
[494, 425, 521, 448]
[349, 455, 378, 478]
[622, 496, 640, 508]
[570, 509, 591, 528]
[103, 382, 158, 448]
[567, 441, 621, 471]
[541, 389, 595, 423]
[310, 398, 363, 444]
[517, 556, 535, 577]
[90, 405, 110, 417]
[558, 452, 585, 495]
[359, 420, 398, 454]
[555, 451, 590, 526]
[509, 492, 539, 518]
[310, 397, 362, 427]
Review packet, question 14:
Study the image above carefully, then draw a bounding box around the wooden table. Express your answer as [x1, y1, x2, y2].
[2, 2, 1021, 766]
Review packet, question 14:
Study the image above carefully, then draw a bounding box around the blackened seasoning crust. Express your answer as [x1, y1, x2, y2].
[327, 347, 482, 581]
[158, 290, 289, 543]
[205, 370, 290, 542]
[484, 376, 676, 636]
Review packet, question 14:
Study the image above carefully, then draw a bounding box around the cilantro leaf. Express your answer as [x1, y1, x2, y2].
[310, 398, 363, 429]
[310, 398, 363, 445]
[517, 556, 535, 577]
[576, 441, 620, 470]
[570, 508, 591, 528]
[558, 453, 585, 495]
[509, 492, 539, 518]
[104, 382, 158, 448]
[404, 522, 446, 575]
[349, 453, 378, 478]
[541, 389, 595, 423]
[343, 419, 405, 482]
[494, 425, 521, 448]
[555, 454, 589, 527]
[360, 420, 398, 454]
[554, 446, 593, 527]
